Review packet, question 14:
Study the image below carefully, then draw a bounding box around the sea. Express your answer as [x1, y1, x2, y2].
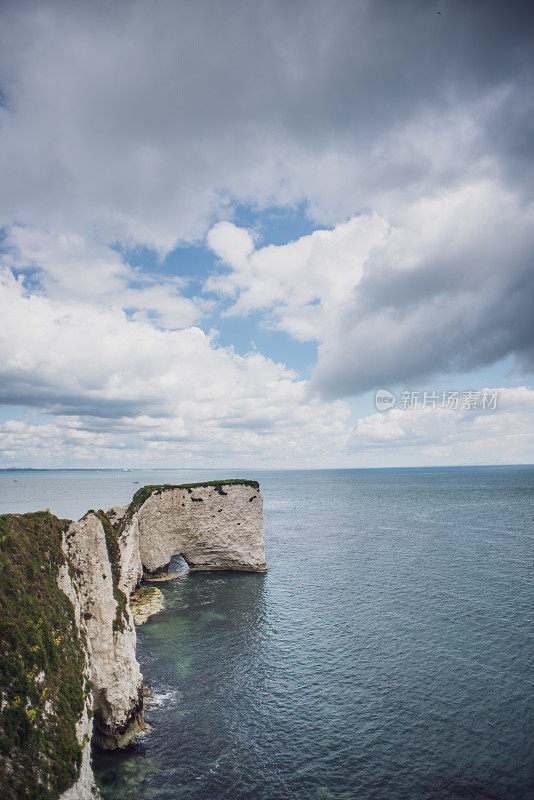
[1, 466, 533, 800]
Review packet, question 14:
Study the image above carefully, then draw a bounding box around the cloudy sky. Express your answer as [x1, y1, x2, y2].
[0, 0, 533, 468]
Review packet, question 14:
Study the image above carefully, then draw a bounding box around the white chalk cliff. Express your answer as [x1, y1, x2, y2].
[56, 479, 265, 799]
[63, 513, 143, 752]
[134, 482, 265, 573]
[56, 539, 101, 800]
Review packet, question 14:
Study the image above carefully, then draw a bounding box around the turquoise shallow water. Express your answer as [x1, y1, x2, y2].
[1, 466, 533, 799]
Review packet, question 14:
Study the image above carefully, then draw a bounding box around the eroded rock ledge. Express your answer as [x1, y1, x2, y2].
[129, 587, 165, 625]
[0, 479, 265, 800]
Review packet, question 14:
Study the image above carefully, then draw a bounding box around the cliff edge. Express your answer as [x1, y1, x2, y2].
[0, 479, 265, 800]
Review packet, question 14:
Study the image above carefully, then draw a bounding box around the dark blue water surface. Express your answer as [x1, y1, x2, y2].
[1, 467, 533, 800]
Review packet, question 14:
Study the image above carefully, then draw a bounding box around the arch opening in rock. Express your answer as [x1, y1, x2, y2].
[168, 553, 189, 576]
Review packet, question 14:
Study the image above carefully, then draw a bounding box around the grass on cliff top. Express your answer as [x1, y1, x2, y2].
[125, 479, 260, 521]
[0, 512, 87, 800]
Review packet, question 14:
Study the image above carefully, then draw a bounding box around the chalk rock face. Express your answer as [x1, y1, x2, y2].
[57, 551, 101, 800]
[64, 513, 143, 750]
[134, 483, 266, 574]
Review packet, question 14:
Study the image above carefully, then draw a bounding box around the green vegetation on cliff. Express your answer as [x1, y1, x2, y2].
[95, 510, 128, 632]
[82, 509, 129, 633]
[0, 512, 87, 800]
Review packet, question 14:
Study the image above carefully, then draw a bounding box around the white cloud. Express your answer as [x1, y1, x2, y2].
[4, 226, 202, 329]
[207, 214, 389, 341]
[2, 383, 532, 468]
[0, 266, 352, 464]
[350, 387, 534, 466]
[0, 245, 531, 467]
[207, 223, 255, 269]
[207, 180, 534, 393]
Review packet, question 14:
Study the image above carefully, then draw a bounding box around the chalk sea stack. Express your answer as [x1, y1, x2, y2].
[0, 480, 265, 800]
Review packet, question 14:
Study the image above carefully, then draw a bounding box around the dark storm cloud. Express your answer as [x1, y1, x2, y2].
[1, 0, 533, 239]
[311, 185, 534, 396]
[313, 251, 534, 397]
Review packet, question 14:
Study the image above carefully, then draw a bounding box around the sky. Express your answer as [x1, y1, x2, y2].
[0, 0, 533, 469]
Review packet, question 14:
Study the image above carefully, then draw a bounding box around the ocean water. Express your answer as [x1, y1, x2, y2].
[1, 466, 533, 800]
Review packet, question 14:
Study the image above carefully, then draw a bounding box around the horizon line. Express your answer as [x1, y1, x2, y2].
[1, 464, 533, 472]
